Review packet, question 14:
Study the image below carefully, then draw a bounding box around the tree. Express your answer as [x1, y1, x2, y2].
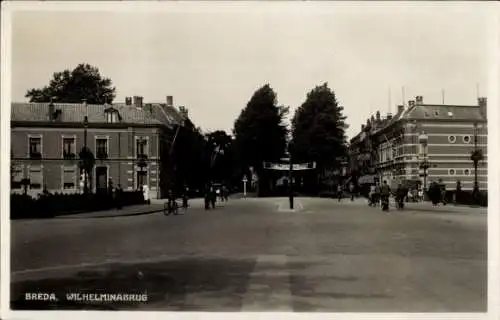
[26, 63, 116, 104]
[233, 84, 289, 195]
[292, 83, 348, 191]
[205, 130, 234, 185]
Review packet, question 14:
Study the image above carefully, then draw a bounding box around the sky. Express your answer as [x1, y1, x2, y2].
[8, 2, 495, 139]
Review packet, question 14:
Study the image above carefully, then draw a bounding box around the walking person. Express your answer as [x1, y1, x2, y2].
[380, 180, 391, 211]
[336, 185, 343, 202]
[349, 182, 355, 202]
[210, 186, 216, 209]
[223, 185, 229, 202]
[204, 186, 211, 210]
[182, 187, 189, 213]
[115, 184, 123, 210]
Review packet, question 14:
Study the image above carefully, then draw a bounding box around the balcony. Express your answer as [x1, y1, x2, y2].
[29, 152, 42, 160]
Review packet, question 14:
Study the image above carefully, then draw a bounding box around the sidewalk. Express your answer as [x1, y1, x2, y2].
[56, 203, 166, 219]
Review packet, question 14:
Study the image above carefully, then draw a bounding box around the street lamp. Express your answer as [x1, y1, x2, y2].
[287, 141, 294, 209]
[418, 131, 430, 195]
[471, 123, 484, 198]
[83, 104, 89, 194]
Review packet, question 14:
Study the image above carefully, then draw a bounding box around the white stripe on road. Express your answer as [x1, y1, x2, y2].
[241, 255, 292, 311]
[277, 200, 303, 212]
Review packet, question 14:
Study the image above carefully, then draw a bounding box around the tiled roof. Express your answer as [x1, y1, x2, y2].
[403, 104, 485, 121]
[11, 102, 185, 127]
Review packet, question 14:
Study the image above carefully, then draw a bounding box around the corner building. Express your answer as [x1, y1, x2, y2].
[11, 96, 187, 199]
[349, 95, 487, 191]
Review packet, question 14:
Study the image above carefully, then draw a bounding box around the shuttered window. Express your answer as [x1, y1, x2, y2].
[29, 167, 43, 189]
[63, 167, 76, 189]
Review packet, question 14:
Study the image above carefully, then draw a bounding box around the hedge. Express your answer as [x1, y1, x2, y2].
[11, 191, 145, 219]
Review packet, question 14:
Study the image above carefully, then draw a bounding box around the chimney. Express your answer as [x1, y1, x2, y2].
[415, 96, 423, 105]
[125, 97, 132, 106]
[387, 113, 393, 120]
[376, 111, 381, 121]
[397, 105, 404, 114]
[408, 100, 415, 108]
[133, 96, 143, 108]
[166, 96, 173, 107]
[478, 97, 487, 118]
[361, 124, 365, 131]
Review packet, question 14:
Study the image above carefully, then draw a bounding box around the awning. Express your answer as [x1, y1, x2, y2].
[358, 175, 377, 184]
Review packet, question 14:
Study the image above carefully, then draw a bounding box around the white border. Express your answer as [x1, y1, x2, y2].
[1, 2, 499, 320]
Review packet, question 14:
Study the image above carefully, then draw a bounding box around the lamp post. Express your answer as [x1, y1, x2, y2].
[418, 132, 429, 195]
[83, 112, 89, 194]
[287, 141, 294, 209]
[471, 123, 484, 198]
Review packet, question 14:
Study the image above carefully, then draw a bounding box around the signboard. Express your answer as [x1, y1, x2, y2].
[263, 162, 316, 171]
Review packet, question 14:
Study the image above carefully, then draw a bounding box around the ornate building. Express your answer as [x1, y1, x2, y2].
[349, 95, 487, 191]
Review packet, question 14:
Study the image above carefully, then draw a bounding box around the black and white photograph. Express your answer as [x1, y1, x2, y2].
[1, 1, 498, 318]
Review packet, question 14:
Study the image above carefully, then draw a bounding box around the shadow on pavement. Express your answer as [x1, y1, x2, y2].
[11, 258, 256, 311]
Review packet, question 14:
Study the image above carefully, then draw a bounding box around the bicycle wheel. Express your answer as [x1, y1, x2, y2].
[164, 202, 171, 216]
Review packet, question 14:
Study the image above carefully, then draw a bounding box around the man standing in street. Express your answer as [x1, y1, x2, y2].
[380, 180, 391, 211]
[349, 182, 355, 202]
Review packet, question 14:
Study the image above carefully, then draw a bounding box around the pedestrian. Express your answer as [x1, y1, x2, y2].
[336, 185, 343, 202]
[143, 184, 150, 205]
[182, 187, 189, 213]
[380, 180, 391, 211]
[374, 182, 381, 206]
[223, 185, 229, 202]
[204, 185, 210, 210]
[395, 183, 406, 210]
[116, 184, 123, 210]
[368, 184, 376, 206]
[210, 186, 216, 209]
[349, 182, 355, 202]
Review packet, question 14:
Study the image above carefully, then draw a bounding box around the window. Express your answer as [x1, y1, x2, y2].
[29, 137, 42, 159]
[136, 138, 148, 158]
[106, 111, 119, 123]
[63, 137, 76, 159]
[63, 167, 76, 189]
[29, 167, 43, 189]
[448, 169, 456, 175]
[448, 135, 456, 143]
[434, 111, 439, 116]
[96, 138, 108, 159]
[464, 169, 471, 176]
[463, 136, 471, 144]
[11, 165, 23, 189]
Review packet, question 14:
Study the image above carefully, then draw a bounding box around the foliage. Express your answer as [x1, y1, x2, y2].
[233, 84, 289, 177]
[204, 130, 234, 185]
[233, 84, 289, 196]
[25, 63, 116, 104]
[292, 83, 348, 169]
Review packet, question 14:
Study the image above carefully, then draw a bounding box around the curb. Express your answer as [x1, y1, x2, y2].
[54, 208, 165, 220]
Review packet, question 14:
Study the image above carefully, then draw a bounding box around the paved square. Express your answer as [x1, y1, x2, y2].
[10, 197, 487, 311]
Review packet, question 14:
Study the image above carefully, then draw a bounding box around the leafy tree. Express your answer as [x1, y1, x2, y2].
[292, 83, 348, 190]
[26, 63, 116, 104]
[205, 130, 234, 185]
[233, 84, 289, 195]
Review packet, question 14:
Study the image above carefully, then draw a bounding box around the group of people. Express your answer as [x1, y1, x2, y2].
[204, 184, 229, 210]
[368, 180, 396, 211]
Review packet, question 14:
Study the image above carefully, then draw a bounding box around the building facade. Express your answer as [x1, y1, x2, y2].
[11, 96, 187, 199]
[349, 95, 487, 191]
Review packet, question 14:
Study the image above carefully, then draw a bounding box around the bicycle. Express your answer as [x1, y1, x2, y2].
[164, 200, 179, 216]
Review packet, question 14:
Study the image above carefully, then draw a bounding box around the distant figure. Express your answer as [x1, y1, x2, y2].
[223, 185, 229, 202]
[368, 184, 377, 206]
[336, 185, 343, 202]
[182, 187, 189, 212]
[116, 184, 123, 209]
[349, 183, 355, 201]
[143, 184, 150, 205]
[380, 180, 391, 211]
[210, 186, 216, 209]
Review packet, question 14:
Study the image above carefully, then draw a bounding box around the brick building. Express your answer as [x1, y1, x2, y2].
[348, 95, 487, 191]
[10, 96, 188, 199]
